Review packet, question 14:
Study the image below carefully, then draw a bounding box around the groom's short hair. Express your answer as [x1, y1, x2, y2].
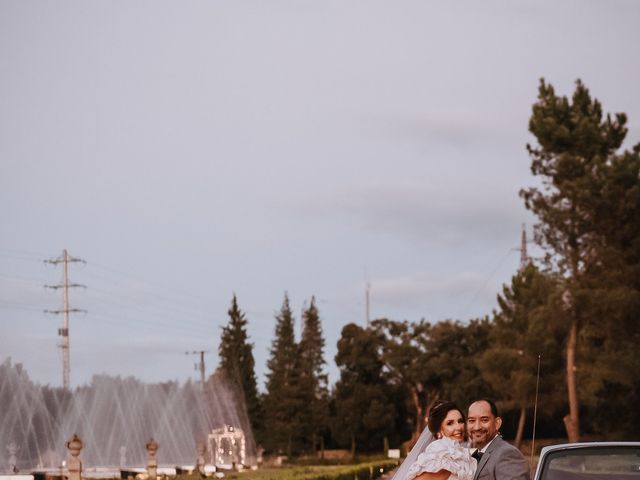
[476, 398, 499, 417]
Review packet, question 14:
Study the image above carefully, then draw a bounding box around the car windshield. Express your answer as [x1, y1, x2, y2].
[539, 446, 640, 480]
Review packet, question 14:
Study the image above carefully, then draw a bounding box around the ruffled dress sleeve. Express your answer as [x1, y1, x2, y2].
[406, 438, 476, 480]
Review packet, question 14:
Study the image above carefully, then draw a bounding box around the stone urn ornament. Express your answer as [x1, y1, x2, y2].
[146, 438, 158, 480]
[66, 434, 83, 480]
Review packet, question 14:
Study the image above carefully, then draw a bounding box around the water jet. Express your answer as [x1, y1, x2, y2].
[0, 359, 256, 473]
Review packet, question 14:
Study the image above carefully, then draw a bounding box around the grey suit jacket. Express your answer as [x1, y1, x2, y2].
[473, 436, 530, 480]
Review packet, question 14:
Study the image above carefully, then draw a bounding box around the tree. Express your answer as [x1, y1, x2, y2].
[333, 323, 396, 455]
[424, 319, 495, 408]
[479, 264, 563, 448]
[521, 78, 633, 441]
[263, 294, 303, 456]
[579, 144, 640, 438]
[217, 295, 262, 440]
[369, 319, 437, 447]
[298, 297, 329, 454]
[369, 318, 494, 449]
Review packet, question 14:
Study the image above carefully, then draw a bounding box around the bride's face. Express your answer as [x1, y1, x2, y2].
[440, 409, 465, 442]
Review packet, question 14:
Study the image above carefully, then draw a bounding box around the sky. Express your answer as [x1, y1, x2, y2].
[1, 0, 639, 390]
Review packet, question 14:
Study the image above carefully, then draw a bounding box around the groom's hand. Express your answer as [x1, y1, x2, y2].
[413, 469, 452, 480]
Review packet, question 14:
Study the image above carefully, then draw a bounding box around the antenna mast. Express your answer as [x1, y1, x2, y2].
[530, 354, 542, 465]
[44, 249, 86, 390]
[519, 223, 529, 271]
[365, 282, 371, 326]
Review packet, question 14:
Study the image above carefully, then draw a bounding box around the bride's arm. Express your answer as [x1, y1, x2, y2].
[411, 469, 451, 480]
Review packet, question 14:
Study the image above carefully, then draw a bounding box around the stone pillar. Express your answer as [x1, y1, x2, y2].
[196, 442, 206, 475]
[239, 435, 246, 467]
[66, 434, 83, 480]
[146, 438, 158, 480]
[7, 442, 19, 473]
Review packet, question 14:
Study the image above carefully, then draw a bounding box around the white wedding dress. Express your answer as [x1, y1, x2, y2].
[405, 437, 476, 480]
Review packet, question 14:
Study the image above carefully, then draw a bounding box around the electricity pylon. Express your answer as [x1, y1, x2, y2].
[45, 249, 86, 390]
[519, 223, 530, 271]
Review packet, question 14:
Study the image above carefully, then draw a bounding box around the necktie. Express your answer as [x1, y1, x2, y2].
[472, 450, 483, 462]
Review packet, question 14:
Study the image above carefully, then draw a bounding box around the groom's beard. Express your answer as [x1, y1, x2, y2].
[470, 428, 494, 449]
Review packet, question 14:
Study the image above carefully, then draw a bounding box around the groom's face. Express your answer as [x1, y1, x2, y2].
[467, 400, 502, 449]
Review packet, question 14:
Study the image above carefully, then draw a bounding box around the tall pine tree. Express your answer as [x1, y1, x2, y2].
[579, 124, 640, 438]
[521, 79, 632, 441]
[298, 297, 329, 454]
[479, 264, 563, 448]
[263, 294, 303, 456]
[217, 294, 262, 440]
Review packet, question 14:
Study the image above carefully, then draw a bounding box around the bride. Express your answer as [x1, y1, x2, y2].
[392, 401, 476, 480]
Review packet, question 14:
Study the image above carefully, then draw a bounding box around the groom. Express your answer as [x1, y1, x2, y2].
[467, 399, 530, 480]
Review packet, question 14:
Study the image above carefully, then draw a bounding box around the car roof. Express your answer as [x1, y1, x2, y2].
[540, 442, 640, 455]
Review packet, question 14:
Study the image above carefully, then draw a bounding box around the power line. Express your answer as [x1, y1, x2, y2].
[84, 285, 213, 329]
[0, 301, 44, 312]
[44, 249, 86, 390]
[457, 248, 514, 320]
[87, 261, 213, 305]
[459, 225, 530, 319]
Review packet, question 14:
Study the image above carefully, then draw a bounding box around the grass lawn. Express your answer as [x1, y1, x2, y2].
[176, 459, 399, 480]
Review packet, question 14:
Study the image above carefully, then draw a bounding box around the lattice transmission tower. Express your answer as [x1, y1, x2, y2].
[45, 249, 86, 390]
[518, 223, 530, 271]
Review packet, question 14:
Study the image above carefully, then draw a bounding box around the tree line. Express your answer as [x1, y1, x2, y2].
[215, 79, 640, 455]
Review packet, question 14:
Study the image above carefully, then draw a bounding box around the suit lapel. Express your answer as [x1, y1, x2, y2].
[474, 449, 492, 479]
[473, 436, 501, 480]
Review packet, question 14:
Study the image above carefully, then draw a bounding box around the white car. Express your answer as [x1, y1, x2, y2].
[534, 442, 640, 480]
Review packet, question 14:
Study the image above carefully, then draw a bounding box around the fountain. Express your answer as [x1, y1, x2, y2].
[0, 358, 256, 473]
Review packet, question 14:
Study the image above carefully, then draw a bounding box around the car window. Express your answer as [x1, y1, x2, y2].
[539, 446, 640, 480]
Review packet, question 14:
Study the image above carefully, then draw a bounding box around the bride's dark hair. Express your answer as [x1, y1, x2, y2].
[428, 401, 465, 437]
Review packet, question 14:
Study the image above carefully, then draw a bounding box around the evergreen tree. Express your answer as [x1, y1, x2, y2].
[217, 295, 262, 440]
[298, 297, 329, 454]
[263, 294, 303, 456]
[580, 140, 640, 438]
[521, 79, 631, 441]
[479, 264, 563, 448]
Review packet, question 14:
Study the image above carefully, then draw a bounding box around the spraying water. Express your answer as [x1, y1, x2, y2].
[0, 359, 256, 471]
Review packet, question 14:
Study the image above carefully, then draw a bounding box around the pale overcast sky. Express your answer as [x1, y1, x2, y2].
[1, 0, 639, 389]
